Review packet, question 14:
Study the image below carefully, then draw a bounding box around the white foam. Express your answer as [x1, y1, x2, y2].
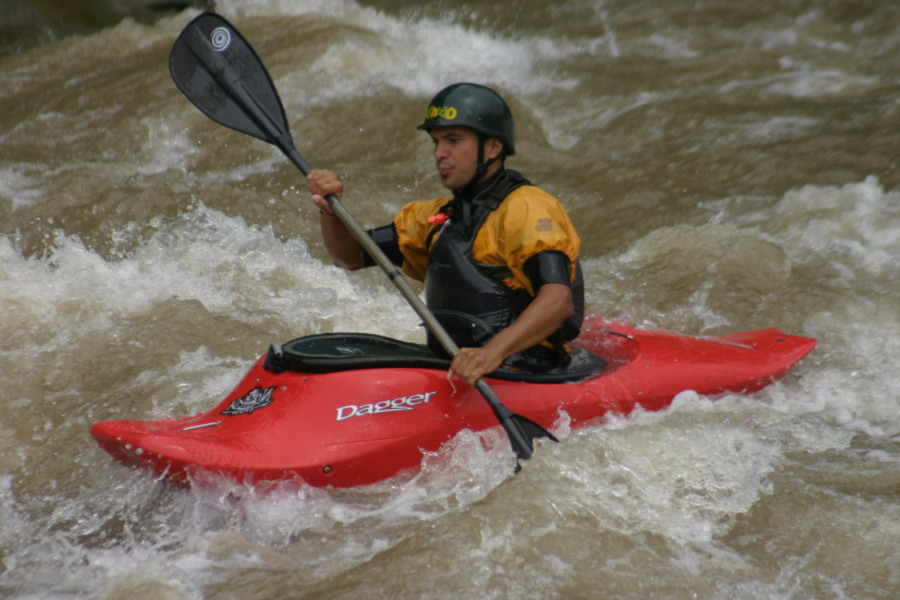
[216, 0, 578, 102]
[768, 177, 899, 279]
[0, 204, 421, 367]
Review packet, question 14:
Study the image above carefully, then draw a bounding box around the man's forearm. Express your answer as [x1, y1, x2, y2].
[320, 213, 366, 270]
[485, 283, 574, 359]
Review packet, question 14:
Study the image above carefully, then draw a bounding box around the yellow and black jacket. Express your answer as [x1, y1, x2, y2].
[365, 169, 583, 366]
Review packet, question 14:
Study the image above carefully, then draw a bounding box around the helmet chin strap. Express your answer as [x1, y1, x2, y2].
[455, 132, 500, 198]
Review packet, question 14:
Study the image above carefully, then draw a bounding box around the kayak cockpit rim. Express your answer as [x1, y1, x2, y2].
[262, 332, 608, 383]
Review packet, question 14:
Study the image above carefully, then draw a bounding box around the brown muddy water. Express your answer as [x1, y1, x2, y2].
[1, 1, 898, 598]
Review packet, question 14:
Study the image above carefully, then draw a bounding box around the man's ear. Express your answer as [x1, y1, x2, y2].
[485, 137, 504, 161]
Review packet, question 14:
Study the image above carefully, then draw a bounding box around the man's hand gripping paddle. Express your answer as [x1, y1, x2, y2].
[168, 12, 557, 469]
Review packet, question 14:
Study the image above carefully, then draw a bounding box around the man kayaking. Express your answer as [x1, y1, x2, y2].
[306, 83, 584, 386]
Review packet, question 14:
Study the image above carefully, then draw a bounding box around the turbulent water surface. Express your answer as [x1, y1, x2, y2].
[1, 0, 898, 598]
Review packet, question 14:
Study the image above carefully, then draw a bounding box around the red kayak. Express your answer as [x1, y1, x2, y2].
[91, 317, 816, 488]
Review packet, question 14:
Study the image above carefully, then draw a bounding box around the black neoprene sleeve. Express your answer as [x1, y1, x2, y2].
[523, 250, 572, 290]
[363, 223, 403, 267]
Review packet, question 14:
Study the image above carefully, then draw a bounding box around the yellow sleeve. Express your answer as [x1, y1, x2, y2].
[476, 186, 580, 296]
[392, 196, 450, 282]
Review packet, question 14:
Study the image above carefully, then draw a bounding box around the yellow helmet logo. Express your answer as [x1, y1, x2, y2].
[426, 105, 458, 120]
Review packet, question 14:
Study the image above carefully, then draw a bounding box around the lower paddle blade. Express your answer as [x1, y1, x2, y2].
[169, 12, 291, 144]
[475, 379, 558, 465]
[515, 414, 559, 446]
[506, 414, 558, 464]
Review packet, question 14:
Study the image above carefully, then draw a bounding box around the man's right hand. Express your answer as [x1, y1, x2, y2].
[306, 169, 344, 216]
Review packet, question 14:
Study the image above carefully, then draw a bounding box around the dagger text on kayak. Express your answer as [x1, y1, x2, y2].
[336, 391, 439, 421]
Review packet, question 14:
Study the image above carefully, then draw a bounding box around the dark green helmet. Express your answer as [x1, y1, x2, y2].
[417, 83, 516, 156]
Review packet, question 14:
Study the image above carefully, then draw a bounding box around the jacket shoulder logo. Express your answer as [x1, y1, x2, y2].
[221, 385, 276, 416]
[535, 218, 553, 232]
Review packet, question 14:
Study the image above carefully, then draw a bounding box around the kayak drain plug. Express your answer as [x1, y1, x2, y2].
[322, 466, 333, 474]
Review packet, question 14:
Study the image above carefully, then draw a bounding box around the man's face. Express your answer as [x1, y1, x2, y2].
[430, 127, 481, 191]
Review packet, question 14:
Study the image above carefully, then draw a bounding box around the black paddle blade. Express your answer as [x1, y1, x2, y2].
[475, 380, 558, 466]
[169, 12, 291, 145]
[506, 413, 559, 465]
[515, 414, 559, 446]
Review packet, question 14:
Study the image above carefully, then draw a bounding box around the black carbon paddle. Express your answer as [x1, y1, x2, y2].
[168, 12, 557, 468]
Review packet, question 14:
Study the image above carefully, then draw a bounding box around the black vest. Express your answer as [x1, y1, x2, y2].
[424, 170, 584, 359]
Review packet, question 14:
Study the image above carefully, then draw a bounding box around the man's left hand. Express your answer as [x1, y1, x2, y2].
[448, 346, 505, 386]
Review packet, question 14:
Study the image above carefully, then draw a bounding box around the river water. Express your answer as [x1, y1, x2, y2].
[1, 0, 898, 598]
